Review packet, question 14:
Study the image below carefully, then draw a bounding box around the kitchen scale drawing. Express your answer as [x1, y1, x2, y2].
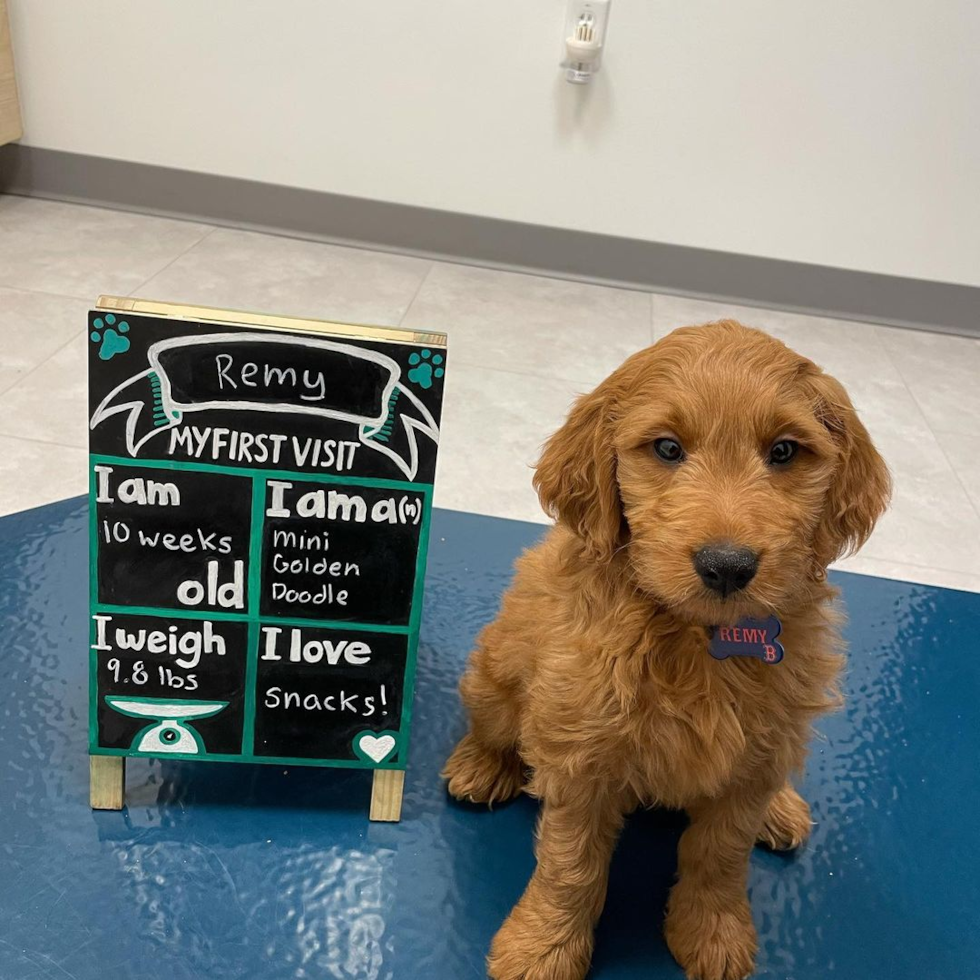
[105, 697, 229, 754]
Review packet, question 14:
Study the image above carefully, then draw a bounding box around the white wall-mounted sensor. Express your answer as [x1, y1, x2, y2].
[561, 0, 611, 84]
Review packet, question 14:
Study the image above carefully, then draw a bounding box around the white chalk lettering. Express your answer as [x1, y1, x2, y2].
[94, 465, 180, 507]
[265, 483, 420, 524]
[271, 553, 360, 577]
[214, 354, 335, 402]
[263, 685, 384, 717]
[271, 581, 348, 607]
[168, 426, 288, 465]
[92, 615, 225, 670]
[259, 626, 372, 665]
[177, 560, 244, 608]
[266, 480, 293, 518]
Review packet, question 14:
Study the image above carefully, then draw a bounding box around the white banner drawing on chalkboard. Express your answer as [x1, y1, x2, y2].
[89, 333, 440, 479]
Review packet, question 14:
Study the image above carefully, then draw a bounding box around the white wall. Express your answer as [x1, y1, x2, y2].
[7, 0, 979, 286]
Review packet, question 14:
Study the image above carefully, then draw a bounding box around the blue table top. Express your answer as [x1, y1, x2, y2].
[1, 499, 976, 979]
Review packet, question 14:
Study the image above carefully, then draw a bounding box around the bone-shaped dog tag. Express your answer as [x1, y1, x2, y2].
[709, 615, 784, 664]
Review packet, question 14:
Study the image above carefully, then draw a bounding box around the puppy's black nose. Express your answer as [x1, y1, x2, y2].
[693, 545, 759, 597]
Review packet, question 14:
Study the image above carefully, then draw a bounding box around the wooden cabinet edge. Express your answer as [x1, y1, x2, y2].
[0, 0, 23, 146]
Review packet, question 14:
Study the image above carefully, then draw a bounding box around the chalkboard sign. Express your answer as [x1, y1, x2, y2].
[88, 298, 447, 781]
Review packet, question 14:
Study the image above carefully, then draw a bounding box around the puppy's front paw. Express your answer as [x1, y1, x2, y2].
[443, 733, 524, 806]
[758, 783, 812, 851]
[487, 902, 593, 980]
[664, 892, 757, 980]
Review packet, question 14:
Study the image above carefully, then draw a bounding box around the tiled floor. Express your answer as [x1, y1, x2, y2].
[1, 192, 978, 592]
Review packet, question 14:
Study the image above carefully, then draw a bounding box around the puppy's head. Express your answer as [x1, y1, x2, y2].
[534, 320, 890, 623]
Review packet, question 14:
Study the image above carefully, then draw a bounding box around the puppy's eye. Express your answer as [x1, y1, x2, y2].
[768, 439, 799, 466]
[653, 438, 685, 463]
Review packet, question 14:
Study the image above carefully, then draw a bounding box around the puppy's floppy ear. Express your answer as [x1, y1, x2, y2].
[534, 381, 624, 562]
[806, 369, 891, 564]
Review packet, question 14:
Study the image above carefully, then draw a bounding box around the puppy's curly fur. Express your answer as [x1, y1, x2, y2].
[444, 321, 890, 980]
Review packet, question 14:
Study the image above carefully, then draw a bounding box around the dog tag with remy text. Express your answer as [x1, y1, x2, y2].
[709, 615, 784, 664]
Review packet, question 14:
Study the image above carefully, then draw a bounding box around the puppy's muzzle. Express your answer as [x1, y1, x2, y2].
[693, 544, 759, 598]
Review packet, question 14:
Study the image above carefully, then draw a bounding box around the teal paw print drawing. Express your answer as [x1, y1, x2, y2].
[90, 313, 131, 360]
[407, 349, 444, 390]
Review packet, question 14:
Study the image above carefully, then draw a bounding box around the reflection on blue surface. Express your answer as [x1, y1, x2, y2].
[0, 498, 977, 979]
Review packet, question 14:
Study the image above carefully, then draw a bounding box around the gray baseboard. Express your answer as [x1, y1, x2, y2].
[1, 144, 976, 336]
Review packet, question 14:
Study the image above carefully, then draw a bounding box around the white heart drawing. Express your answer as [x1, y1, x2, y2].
[358, 733, 396, 764]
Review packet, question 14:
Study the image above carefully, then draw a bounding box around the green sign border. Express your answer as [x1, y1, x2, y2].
[88, 453, 433, 770]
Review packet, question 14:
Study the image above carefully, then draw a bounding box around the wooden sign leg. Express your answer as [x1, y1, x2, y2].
[90, 756, 126, 810]
[369, 769, 404, 822]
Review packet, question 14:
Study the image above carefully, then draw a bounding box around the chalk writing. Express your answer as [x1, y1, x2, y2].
[89, 305, 445, 769]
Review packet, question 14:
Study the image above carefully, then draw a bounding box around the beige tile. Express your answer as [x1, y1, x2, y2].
[0, 195, 212, 299]
[0, 434, 87, 516]
[652, 293, 809, 343]
[859, 465, 980, 576]
[876, 325, 980, 437]
[651, 293, 895, 390]
[0, 287, 91, 394]
[825, 376, 980, 576]
[652, 293, 745, 340]
[845, 374, 938, 470]
[877, 322, 980, 375]
[140, 227, 432, 327]
[403, 262, 653, 385]
[0, 331, 88, 448]
[0, 207, 973, 598]
[433, 360, 585, 524]
[932, 429, 980, 516]
[833, 554, 980, 594]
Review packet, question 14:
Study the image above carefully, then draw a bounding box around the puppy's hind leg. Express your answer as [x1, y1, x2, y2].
[758, 782, 812, 851]
[443, 644, 525, 806]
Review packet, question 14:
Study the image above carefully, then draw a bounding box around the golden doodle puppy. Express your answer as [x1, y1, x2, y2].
[444, 321, 890, 980]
